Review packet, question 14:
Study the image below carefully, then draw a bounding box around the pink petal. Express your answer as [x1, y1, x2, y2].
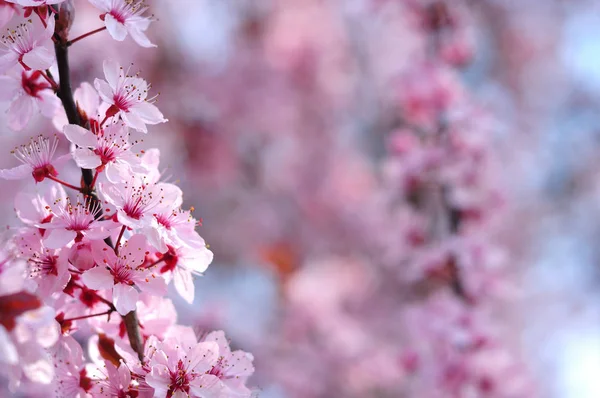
[119, 234, 148, 267]
[37, 90, 61, 118]
[132, 101, 166, 124]
[0, 52, 19, 73]
[113, 283, 139, 315]
[127, 25, 155, 48]
[104, 161, 128, 183]
[43, 228, 77, 249]
[22, 42, 55, 71]
[121, 110, 147, 132]
[91, 239, 118, 266]
[145, 365, 170, 396]
[102, 59, 122, 89]
[82, 266, 115, 291]
[94, 78, 115, 104]
[118, 363, 131, 387]
[0, 75, 20, 101]
[73, 147, 102, 169]
[74, 82, 100, 117]
[63, 124, 97, 147]
[0, 164, 31, 180]
[105, 15, 128, 42]
[189, 374, 221, 397]
[8, 95, 35, 131]
[188, 342, 219, 373]
[173, 268, 194, 304]
[137, 273, 167, 296]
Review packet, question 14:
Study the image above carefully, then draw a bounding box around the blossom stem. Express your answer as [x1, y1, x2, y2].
[114, 225, 126, 255]
[62, 310, 113, 323]
[46, 175, 82, 192]
[67, 27, 107, 47]
[39, 70, 58, 91]
[90, 169, 100, 190]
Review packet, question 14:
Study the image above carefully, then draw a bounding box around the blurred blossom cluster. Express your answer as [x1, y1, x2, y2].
[0, 0, 599, 397]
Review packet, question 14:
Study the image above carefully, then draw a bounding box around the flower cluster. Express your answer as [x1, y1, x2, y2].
[0, 2, 255, 397]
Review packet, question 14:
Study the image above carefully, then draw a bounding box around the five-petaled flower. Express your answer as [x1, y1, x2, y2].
[89, 0, 156, 48]
[0, 135, 69, 182]
[0, 14, 55, 72]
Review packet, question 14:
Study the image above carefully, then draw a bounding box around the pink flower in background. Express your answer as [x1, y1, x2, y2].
[0, 70, 60, 130]
[42, 195, 117, 249]
[95, 60, 166, 132]
[0, 14, 55, 72]
[63, 123, 145, 183]
[0, 135, 68, 182]
[89, 0, 156, 48]
[154, 244, 213, 304]
[145, 332, 221, 398]
[82, 234, 166, 315]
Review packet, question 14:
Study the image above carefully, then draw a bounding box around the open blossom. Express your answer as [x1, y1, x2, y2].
[0, 135, 69, 183]
[154, 244, 213, 304]
[89, 0, 156, 48]
[82, 234, 166, 315]
[145, 331, 222, 398]
[63, 123, 146, 183]
[42, 195, 117, 249]
[14, 184, 66, 229]
[0, 14, 55, 72]
[202, 331, 255, 397]
[99, 176, 182, 229]
[51, 335, 91, 398]
[0, 68, 60, 131]
[95, 59, 166, 133]
[6, 0, 66, 5]
[90, 360, 138, 397]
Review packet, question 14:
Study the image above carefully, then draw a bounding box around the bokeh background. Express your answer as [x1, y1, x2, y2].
[2, 0, 600, 397]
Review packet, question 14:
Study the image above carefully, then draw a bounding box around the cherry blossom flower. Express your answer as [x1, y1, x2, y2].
[145, 332, 222, 398]
[0, 14, 55, 72]
[81, 234, 166, 315]
[15, 230, 71, 298]
[42, 195, 117, 249]
[94, 59, 166, 132]
[51, 335, 92, 398]
[89, 0, 156, 48]
[0, 135, 69, 183]
[91, 360, 137, 397]
[202, 331, 255, 397]
[99, 176, 182, 229]
[63, 123, 146, 183]
[13, 184, 67, 230]
[155, 244, 213, 304]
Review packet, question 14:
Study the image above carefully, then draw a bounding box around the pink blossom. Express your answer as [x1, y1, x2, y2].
[0, 14, 55, 72]
[81, 234, 166, 315]
[63, 123, 145, 183]
[94, 59, 166, 132]
[42, 195, 117, 249]
[0, 135, 69, 183]
[155, 244, 213, 304]
[91, 360, 137, 397]
[51, 335, 92, 398]
[14, 184, 67, 229]
[145, 333, 222, 398]
[99, 176, 182, 229]
[0, 66, 60, 131]
[202, 331, 255, 397]
[89, 0, 155, 47]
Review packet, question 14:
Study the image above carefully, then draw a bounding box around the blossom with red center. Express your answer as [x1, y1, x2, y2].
[89, 0, 156, 48]
[99, 175, 182, 229]
[63, 123, 146, 183]
[154, 244, 213, 304]
[0, 135, 69, 182]
[0, 69, 61, 130]
[81, 234, 166, 315]
[42, 195, 118, 249]
[145, 332, 221, 398]
[95, 59, 166, 132]
[0, 14, 55, 72]
[91, 360, 138, 397]
[13, 184, 66, 234]
[202, 331, 255, 397]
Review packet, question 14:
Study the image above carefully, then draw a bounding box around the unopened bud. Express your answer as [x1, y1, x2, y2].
[55, 0, 75, 42]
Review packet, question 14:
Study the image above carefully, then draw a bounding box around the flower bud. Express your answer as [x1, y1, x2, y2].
[55, 0, 75, 42]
